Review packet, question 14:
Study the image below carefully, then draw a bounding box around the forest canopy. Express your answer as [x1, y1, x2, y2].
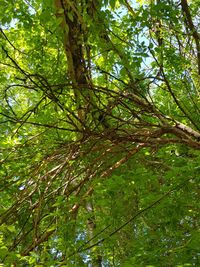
[0, 0, 200, 266]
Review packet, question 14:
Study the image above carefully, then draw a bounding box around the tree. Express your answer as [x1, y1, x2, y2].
[0, 0, 199, 266]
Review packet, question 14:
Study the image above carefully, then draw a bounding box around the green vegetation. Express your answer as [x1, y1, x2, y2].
[0, 0, 199, 266]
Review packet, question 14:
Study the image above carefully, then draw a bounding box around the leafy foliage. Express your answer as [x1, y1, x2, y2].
[0, 0, 200, 266]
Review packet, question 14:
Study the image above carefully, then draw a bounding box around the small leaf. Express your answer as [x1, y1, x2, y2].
[68, 12, 74, 22]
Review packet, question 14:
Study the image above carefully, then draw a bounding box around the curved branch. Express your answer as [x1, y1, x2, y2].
[181, 0, 200, 75]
